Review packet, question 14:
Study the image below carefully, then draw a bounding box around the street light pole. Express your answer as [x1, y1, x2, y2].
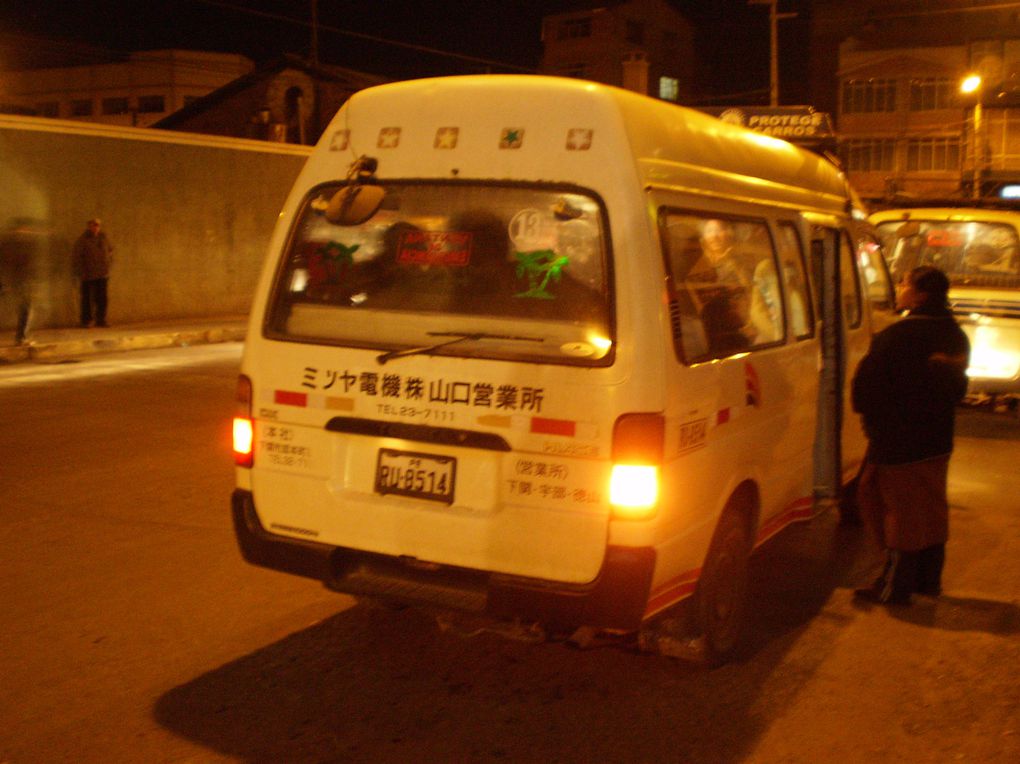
[973, 99, 984, 200]
[310, 0, 319, 67]
[961, 74, 983, 199]
[749, 0, 797, 106]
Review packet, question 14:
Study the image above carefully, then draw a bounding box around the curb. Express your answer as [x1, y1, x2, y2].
[0, 326, 247, 365]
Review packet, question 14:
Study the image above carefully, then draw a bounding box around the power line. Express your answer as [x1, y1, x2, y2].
[189, 0, 537, 73]
[686, 86, 772, 105]
[815, 0, 1020, 24]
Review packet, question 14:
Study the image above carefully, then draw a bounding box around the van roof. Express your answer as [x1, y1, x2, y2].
[312, 75, 849, 214]
[870, 207, 1020, 225]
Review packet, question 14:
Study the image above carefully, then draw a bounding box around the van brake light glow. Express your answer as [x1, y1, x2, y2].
[610, 465, 659, 514]
[609, 413, 664, 519]
[233, 374, 254, 468]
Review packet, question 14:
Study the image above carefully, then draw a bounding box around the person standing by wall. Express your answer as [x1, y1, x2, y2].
[851, 266, 970, 605]
[73, 218, 113, 328]
[0, 218, 47, 344]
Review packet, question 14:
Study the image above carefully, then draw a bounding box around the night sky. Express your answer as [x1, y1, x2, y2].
[0, 1, 812, 104]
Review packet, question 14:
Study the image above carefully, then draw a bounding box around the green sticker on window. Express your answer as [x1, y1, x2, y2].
[514, 249, 569, 299]
[307, 241, 359, 288]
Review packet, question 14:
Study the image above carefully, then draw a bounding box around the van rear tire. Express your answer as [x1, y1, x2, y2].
[695, 510, 751, 666]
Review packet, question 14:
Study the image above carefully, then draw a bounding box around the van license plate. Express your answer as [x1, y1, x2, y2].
[375, 449, 456, 504]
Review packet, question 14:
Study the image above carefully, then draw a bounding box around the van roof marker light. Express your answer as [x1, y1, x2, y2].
[434, 127, 459, 149]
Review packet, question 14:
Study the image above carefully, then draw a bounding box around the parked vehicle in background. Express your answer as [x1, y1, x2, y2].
[870, 208, 1020, 400]
[231, 75, 893, 664]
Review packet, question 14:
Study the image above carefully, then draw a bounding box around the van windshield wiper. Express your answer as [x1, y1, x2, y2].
[376, 331, 543, 365]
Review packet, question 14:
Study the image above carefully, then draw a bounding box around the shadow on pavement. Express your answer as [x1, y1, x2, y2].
[154, 512, 870, 762]
[882, 595, 1020, 634]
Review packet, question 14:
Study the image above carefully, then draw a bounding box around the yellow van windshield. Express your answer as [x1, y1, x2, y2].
[266, 182, 614, 366]
[875, 219, 1020, 289]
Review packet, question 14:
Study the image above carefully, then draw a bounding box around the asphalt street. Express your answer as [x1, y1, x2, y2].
[0, 345, 1016, 762]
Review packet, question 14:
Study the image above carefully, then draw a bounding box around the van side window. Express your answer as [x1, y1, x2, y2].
[776, 222, 814, 339]
[840, 231, 863, 328]
[856, 234, 894, 311]
[660, 211, 785, 363]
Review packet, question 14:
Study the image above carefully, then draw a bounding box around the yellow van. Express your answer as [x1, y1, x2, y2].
[232, 76, 892, 662]
[870, 207, 1020, 397]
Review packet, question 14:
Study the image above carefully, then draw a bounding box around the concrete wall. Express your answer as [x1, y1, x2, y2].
[0, 115, 310, 330]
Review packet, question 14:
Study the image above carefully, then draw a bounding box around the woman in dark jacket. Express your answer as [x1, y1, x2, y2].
[851, 266, 970, 605]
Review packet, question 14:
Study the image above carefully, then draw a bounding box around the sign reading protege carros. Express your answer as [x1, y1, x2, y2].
[700, 106, 835, 149]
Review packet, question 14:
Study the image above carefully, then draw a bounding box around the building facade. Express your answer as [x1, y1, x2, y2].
[1, 50, 253, 127]
[153, 56, 386, 145]
[838, 36, 1020, 202]
[540, 0, 694, 102]
[810, 0, 1020, 203]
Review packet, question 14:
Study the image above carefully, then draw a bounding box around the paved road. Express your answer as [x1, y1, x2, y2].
[1, 345, 1017, 763]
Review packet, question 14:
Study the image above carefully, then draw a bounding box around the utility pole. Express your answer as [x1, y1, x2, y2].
[310, 0, 320, 67]
[749, 0, 797, 106]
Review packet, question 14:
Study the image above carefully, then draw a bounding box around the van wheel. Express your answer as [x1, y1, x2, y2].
[695, 510, 751, 666]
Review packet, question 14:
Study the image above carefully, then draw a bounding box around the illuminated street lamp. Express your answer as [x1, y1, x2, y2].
[961, 73, 984, 199]
[960, 74, 982, 95]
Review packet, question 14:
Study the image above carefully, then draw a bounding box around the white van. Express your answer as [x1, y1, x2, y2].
[870, 207, 1020, 398]
[232, 76, 893, 662]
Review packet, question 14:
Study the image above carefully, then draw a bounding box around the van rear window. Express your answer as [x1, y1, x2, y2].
[266, 182, 613, 366]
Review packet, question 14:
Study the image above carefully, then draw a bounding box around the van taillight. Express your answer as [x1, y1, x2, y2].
[233, 374, 253, 468]
[609, 413, 664, 519]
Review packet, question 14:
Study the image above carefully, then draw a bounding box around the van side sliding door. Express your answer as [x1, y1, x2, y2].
[810, 225, 843, 500]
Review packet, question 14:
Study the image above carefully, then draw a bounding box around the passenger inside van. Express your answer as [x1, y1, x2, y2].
[687, 219, 781, 354]
[964, 242, 1017, 274]
[689, 219, 755, 353]
[662, 216, 786, 361]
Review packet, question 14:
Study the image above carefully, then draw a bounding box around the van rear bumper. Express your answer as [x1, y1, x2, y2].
[231, 489, 655, 632]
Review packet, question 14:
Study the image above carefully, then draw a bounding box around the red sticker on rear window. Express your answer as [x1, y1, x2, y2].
[926, 229, 963, 247]
[397, 231, 473, 266]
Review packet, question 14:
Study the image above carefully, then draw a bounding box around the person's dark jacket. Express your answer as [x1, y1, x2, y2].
[72, 231, 113, 280]
[852, 306, 970, 465]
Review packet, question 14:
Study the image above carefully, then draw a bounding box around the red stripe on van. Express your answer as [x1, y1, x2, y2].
[530, 417, 576, 437]
[274, 390, 308, 407]
[644, 568, 701, 617]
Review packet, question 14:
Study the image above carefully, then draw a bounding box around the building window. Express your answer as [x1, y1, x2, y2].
[906, 137, 960, 171]
[842, 78, 897, 113]
[70, 99, 94, 116]
[102, 97, 130, 115]
[558, 17, 592, 40]
[659, 77, 679, 102]
[845, 139, 896, 172]
[560, 63, 590, 79]
[626, 20, 645, 45]
[909, 77, 954, 111]
[137, 95, 166, 113]
[35, 101, 59, 117]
